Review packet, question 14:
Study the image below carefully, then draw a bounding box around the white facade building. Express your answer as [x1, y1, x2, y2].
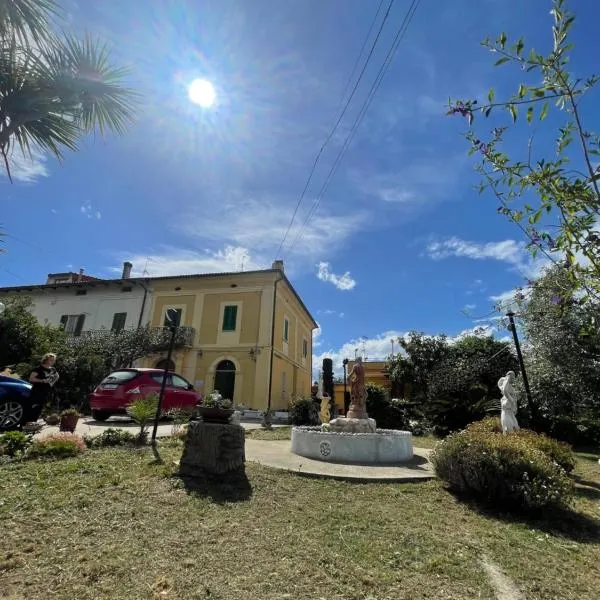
[0, 263, 152, 335]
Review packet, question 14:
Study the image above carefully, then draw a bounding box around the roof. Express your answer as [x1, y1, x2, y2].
[47, 271, 101, 282]
[0, 268, 318, 329]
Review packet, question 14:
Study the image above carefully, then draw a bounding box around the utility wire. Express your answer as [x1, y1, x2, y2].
[284, 0, 420, 258]
[274, 0, 395, 259]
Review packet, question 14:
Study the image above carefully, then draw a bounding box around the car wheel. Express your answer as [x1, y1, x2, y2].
[91, 410, 111, 422]
[0, 398, 26, 431]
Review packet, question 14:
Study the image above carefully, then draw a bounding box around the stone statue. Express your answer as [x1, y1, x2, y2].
[320, 393, 330, 424]
[346, 357, 368, 420]
[317, 371, 324, 400]
[498, 371, 520, 433]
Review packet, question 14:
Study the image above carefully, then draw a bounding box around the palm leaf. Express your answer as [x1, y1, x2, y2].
[0, 0, 59, 45]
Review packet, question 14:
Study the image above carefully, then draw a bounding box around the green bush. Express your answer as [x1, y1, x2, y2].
[0, 431, 32, 457]
[431, 429, 573, 511]
[288, 397, 320, 426]
[27, 433, 86, 459]
[86, 428, 137, 448]
[542, 415, 600, 449]
[366, 384, 407, 430]
[466, 418, 576, 473]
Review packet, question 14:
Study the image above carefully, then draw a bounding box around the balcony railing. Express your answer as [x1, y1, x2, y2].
[65, 326, 196, 349]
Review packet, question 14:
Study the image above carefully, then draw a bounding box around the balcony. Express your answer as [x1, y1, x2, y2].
[64, 326, 196, 349]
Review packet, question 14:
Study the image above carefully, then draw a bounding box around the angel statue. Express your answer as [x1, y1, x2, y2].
[498, 371, 520, 433]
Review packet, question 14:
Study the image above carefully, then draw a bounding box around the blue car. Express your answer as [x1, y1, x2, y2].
[0, 376, 36, 431]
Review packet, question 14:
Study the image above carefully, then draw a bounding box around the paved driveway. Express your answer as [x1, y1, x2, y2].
[38, 416, 282, 438]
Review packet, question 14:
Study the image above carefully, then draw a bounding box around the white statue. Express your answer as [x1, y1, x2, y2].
[498, 371, 520, 433]
[317, 371, 324, 400]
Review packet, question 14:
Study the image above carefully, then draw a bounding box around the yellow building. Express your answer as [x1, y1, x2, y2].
[333, 360, 391, 413]
[144, 261, 317, 411]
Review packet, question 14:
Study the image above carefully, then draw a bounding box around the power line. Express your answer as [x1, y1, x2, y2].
[274, 0, 395, 259]
[284, 0, 421, 258]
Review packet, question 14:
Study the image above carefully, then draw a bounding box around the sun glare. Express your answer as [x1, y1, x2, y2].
[188, 78, 216, 108]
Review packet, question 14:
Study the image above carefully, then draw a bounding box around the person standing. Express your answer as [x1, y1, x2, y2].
[29, 353, 60, 421]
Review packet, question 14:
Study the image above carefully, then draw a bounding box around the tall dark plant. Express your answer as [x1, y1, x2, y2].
[322, 357, 334, 404]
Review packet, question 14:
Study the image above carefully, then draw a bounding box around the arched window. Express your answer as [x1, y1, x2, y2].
[214, 359, 236, 400]
[155, 358, 175, 371]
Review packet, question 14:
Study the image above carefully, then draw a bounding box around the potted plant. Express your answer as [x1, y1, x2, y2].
[59, 408, 80, 433]
[197, 391, 235, 424]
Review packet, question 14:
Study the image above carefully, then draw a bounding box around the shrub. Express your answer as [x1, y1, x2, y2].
[0, 431, 32, 457]
[27, 433, 86, 459]
[86, 428, 137, 448]
[288, 397, 320, 426]
[542, 415, 600, 449]
[466, 417, 576, 473]
[366, 384, 407, 430]
[431, 430, 573, 511]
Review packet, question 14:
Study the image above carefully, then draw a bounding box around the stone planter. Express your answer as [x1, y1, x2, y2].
[179, 421, 245, 477]
[197, 406, 234, 424]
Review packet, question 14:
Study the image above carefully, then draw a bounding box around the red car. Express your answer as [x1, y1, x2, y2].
[90, 368, 200, 421]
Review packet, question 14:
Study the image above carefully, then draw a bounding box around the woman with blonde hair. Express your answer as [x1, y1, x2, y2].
[29, 353, 60, 420]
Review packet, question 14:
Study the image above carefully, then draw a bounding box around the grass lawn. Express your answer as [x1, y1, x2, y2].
[0, 441, 598, 600]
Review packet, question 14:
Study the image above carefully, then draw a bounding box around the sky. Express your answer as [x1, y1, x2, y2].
[1, 0, 599, 375]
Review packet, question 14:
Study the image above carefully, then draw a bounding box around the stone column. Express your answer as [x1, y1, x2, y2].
[179, 421, 245, 477]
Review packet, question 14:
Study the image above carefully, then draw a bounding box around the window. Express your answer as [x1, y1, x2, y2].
[111, 312, 127, 332]
[121, 286, 133, 293]
[171, 374, 191, 389]
[303, 338, 308, 358]
[101, 370, 139, 384]
[75, 289, 87, 296]
[283, 318, 289, 342]
[222, 305, 238, 331]
[59, 314, 85, 336]
[163, 308, 182, 327]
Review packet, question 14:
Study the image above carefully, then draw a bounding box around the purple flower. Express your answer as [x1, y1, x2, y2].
[550, 295, 562, 306]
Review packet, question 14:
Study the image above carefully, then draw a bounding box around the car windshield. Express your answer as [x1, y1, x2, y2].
[101, 371, 139, 384]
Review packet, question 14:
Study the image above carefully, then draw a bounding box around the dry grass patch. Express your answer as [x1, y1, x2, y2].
[0, 443, 598, 600]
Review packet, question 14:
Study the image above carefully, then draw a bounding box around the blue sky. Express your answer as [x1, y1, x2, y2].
[1, 0, 599, 371]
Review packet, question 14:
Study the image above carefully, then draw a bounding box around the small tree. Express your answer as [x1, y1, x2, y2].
[448, 0, 600, 311]
[126, 394, 159, 444]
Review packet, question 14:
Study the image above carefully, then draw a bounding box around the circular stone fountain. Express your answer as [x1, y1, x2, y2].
[291, 425, 413, 464]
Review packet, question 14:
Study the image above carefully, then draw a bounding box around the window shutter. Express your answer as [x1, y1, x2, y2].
[112, 312, 127, 332]
[59, 315, 68, 329]
[222, 306, 237, 331]
[74, 314, 85, 336]
[284, 319, 289, 341]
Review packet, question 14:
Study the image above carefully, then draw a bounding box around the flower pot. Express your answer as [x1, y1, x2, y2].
[59, 414, 79, 433]
[197, 406, 235, 424]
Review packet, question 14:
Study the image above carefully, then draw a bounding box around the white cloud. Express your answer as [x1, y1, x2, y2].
[313, 330, 401, 377]
[318, 309, 345, 318]
[50, 208, 58, 214]
[427, 237, 525, 265]
[316, 262, 356, 291]
[427, 236, 550, 279]
[179, 197, 367, 270]
[313, 322, 322, 348]
[81, 201, 102, 220]
[0, 147, 48, 183]
[110, 245, 266, 277]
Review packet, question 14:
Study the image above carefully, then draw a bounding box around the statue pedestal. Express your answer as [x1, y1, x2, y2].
[328, 417, 376, 434]
[179, 421, 245, 477]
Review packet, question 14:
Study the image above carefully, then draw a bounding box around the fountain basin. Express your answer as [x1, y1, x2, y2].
[291, 426, 413, 464]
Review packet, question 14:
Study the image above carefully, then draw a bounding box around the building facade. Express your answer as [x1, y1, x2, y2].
[0, 264, 150, 336]
[333, 359, 392, 413]
[144, 261, 316, 410]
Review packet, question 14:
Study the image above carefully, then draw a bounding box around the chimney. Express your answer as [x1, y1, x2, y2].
[272, 260, 284, 273]
[122, 261, 133, 279]
[78, 268, 84, 282]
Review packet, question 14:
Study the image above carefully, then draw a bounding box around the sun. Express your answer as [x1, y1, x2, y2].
[188, 78, 216, 107]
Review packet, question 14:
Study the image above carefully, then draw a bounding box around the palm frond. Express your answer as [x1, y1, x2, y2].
[0, 0, 59, 45]
[41, 32, 138, 136]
